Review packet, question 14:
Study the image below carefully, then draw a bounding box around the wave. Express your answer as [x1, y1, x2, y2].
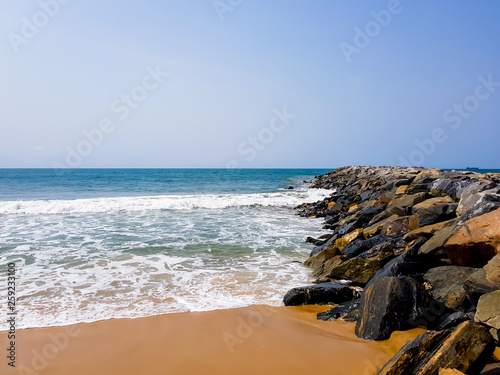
[0, 189, 331, 215]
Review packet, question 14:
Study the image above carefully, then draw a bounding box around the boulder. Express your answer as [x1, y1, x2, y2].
[424, 266, 477, 310]
[404, 219, 456, 243]
[417, 322, 493, 375]
[481, 363, 500, 375]
[304, 245, 339, 269]
[438, 369, 465, 375]
[412, 197, 458, 227]
[341, 234, 392, 259]
[457, 186, 500, 217]
[355, 276, 426, 340]
[368, 238, 427, 287]
[334, 228, 365, 251]
[382, 215, 419, 238]
[445, 208, 500, 267]
[484, 255, 500, 284]
[317, 299, 360, 321]
[464, 269, 500, 305]
[437, 311, 474, 330]
[475, 290, 500, 330]
[388, 193, 427, 214]
[457, 189, 500, 223]
[364, 215, 400, 238]
[379, 322, 493, 375]
[419, 224, 460, 257]
[377, 331, 450, 375]
[396, 185, 408, 195]
[326, 245, 395, 285]
[282, 282, 359, 306]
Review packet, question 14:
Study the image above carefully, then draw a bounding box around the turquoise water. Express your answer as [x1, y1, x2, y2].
[0, 169, 331, 328]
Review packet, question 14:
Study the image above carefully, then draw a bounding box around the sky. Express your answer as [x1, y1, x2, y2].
[1, 0, 499, 169]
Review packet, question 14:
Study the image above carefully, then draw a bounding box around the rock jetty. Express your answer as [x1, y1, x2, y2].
[285, 166, 500, 374]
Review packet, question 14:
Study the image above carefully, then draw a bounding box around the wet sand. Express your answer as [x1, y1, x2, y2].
[2, 305, 425, 375]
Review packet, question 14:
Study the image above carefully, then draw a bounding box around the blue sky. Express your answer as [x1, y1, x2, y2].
[1, 0, 499, 168]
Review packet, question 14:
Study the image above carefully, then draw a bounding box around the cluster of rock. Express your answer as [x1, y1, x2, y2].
[285, 166, 500, 374]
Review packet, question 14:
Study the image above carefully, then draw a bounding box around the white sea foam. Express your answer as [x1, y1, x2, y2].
[0, 196, 328, 329]
[0, 189, 331, 215]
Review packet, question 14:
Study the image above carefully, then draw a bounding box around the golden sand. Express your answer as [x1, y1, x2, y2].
[2, 305, 425, 375]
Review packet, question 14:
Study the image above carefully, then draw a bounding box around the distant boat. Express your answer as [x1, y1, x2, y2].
[466, 167, 479, 170]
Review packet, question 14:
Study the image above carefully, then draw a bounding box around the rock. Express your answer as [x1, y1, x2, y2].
[438, 369, 465, 375]
[306, 237, 317, 244]
[369, 238, 428, 287]
[424, 266, 477, 310]
[382, 215, 419, 238]
[437, 311, 474, 330]
[407, 183, 430, 195]
[355, 276, 426, 340]
[377, 331, 450, 375]
[287, 186, 294, 189]
[429, 179, 459, 199]
[364, 215, 400, 238]
[484, 255, 500, 284]
[317, 299, 360, 321]
[457, 189, 500, 222]
[327, 201, 343, 213]
[283, 282, 359, 306]
[404, 219, 456, 243]
[304, 245, 340, 269]
[326, 245, 395, 285]
[475, 290, 500, 330]
[445, 208, 500, 267]
[412, 197, 458, 227]
[379, 322, 493, 375]
[341, 234, 392, 259]
[396, 185, 408, 195]
[464, 269, 500, 305]
[419, 224, 460, 257]
[417, 321, 493, 375]
[481, 363, 500, 375]
[334, 228, 365, 251]
[388, 193, 427, 214]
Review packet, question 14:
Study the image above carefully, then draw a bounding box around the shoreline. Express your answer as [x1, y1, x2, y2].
[1, 305, 424, 375]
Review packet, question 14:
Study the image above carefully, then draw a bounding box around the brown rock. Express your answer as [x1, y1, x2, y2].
[417, 321, 493, 375]
[412, 197, 458, 227]
[404, 219, 456, 243]
[419, 224, 460, 257]
[439, 369, 465, 375]
[364, 215, 400, 238]
[445, 208, 500, 267]
[475, 290, 500, 330]
[304, 245, 339, 269]
[389, 193, 426, 213]
[382, 215, 419, 238]
[484, 255, 500, 284]
[348, 203, 359, 213]
[377, 331, 450, 375]
[396, 185, 409, 195]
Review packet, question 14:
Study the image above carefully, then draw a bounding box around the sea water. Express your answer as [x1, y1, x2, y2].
[0, 169, 331, 328]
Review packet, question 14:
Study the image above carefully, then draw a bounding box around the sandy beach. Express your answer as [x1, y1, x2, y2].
[2, 305, 424, 375]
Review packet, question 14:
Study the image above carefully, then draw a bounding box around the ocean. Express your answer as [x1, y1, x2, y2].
[0, 169, 331, 328]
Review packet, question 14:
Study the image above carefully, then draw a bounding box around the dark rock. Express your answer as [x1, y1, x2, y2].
[458, 189, 500, 223]
[341, 235, 392, 259]
[423, 266, 477, 310]
[287, 186, 294, 189]
[382, 215, 419, 238]
[377, 330, 450, 375]
[355, 276, 427, 340]
[317, 299, 360, 321]
[481, 363, 500, 375]
[464, 269, 500, 305]
[283, 282, 359, 306]
[437, 311, 474, 330]
[367, 237, 427, 288]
